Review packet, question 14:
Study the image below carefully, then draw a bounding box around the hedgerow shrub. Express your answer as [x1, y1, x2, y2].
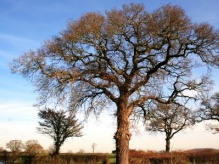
[0, 153, 109, 164]
[129, 149, 219, 164]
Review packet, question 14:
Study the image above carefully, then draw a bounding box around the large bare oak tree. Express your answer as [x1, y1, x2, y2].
[11, 3, 219, 163]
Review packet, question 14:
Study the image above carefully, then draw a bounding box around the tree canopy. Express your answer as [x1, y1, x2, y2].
[37, 108, 83, 155]
[198, 92, 219, 133]
[11, 3, 219, 163]
[6, 140, 23, 153]
[24, 140, 44, 155]
[145, 103, 195, 152]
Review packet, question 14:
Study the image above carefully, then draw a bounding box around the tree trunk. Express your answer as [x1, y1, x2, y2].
[54, 143, 60, 155]
[114, 102, 131, 164]
[165, 137, 171, 152]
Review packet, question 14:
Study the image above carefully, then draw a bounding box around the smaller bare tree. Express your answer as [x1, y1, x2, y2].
[37, 108, 83, 155]
[91, 143, 97, 153]
[145, 103, 195, 152]
[6, 140, 23, 153]
[198, 92, 219, 133]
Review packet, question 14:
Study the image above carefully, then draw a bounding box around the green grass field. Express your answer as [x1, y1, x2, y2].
[108, 154, 116, 163]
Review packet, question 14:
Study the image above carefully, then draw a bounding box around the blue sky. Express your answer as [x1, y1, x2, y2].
[1, 0, 219, 153]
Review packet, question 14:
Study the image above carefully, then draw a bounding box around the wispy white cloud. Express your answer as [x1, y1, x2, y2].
[0, 102, 37, 120]
[0, 50, 15, 70]
[0, 50, 11, 59]
[180, 1, 219, 27]
[0, 33, 38, 49]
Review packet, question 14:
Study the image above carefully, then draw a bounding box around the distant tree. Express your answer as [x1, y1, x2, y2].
[24, 140, 44, 155]
[0, 147, 4, 152]
[145, 103, 195, 152]
[77, 149, 85, 154]
[11, 3, 219, 163]
[37, 108, 83, 155]
[47, 145, 55, 154]
[198, 92, 219, 133]
[67, 150, 73, 153]
[6, 140, 23, 153]
[91, 143, 97, 153]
